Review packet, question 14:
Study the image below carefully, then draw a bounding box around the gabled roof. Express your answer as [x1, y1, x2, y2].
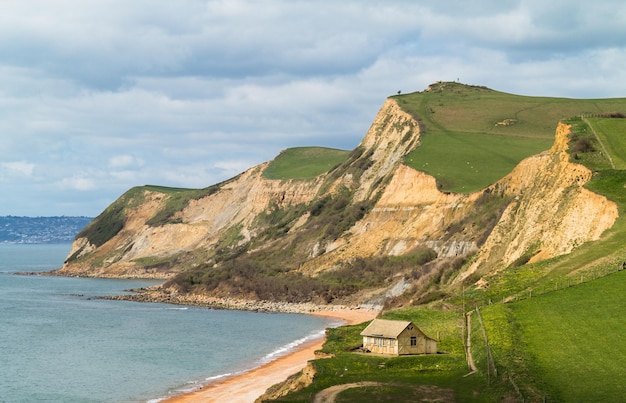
[360, 319, 414, 339]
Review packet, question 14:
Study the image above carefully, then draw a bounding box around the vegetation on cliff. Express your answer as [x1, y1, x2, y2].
[161, 146, 400, 302]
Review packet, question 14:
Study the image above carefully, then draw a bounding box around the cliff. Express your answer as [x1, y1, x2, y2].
[55, 90, 618, 306]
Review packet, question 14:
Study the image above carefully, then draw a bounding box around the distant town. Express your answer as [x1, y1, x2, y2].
[0, 216, 93, 244]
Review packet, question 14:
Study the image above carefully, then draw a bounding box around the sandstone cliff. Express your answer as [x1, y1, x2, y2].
[55, 95, 618, 306]
[457, 122, 618, 282]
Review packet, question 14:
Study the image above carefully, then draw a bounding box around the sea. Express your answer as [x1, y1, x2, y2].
[0, 244, 338, 403]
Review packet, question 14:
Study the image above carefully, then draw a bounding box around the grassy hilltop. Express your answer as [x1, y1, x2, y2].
[263, 81, 626, 193]
[396, 81, 626, 192]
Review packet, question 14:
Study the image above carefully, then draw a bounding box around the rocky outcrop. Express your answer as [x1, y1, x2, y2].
[255, 362, 317, 402]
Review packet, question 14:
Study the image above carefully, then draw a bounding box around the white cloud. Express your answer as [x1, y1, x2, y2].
[2, 161, 35, 177]
[57, 176, 97, 191]
[108, 155, 144, 169]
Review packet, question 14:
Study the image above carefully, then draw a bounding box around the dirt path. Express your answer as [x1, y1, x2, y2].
[313, 382, 456, 403]
[313, 382, 383, 403]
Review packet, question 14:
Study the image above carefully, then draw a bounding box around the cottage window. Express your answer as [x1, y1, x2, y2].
[410, 336, 417, 346]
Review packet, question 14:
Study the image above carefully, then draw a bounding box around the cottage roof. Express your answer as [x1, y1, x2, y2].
[360, 319, 414, 339]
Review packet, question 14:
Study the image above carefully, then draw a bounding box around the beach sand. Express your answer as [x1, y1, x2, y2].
[161, 307, 379, 403]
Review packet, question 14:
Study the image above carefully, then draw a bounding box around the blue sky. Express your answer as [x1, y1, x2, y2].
[2, 0, 626, 216]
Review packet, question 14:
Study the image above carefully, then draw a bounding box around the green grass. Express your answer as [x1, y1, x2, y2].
[74, 186, 148, 248]
[395, 82, 626, 193]
[406, 131, 551, 192]
[504, 270, 626, 402]
[263, 146, 350, 180]
[585, 117, 626, 169]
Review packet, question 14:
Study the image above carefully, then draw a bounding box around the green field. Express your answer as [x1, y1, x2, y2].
[262, 146, 350, 180]
[482, 271, 626, 402]
[395, 82, 626, 193]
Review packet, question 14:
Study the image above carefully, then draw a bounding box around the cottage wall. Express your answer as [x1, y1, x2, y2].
[363, 336, 399, 355]
[397, 327, 437, 355]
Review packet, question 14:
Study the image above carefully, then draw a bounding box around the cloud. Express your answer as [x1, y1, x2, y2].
[1, 161, 35, 177]
[1, 0, 626, 216]
[108, 155, 144, 169]
[57, 176, 97, 191]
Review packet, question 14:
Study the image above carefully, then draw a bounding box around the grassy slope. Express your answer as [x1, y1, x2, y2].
[396, 82, 626, 193]
[262, 146, 350, 180]
[80, 146, 348, 248]
[509, 271, 626, 402]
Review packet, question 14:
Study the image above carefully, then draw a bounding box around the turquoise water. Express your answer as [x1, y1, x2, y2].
[0, 244, 336, 402]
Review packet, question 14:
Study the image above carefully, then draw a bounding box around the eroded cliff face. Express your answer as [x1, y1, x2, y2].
[298, 166, 479, 275]
[351, 99, 422, 202]
[57, 166, 324, 278]
[304, 121, 617, 284]
[57, 100, 618, 302]
[456, 123, 618, 282]
[57, 98, 421, 278]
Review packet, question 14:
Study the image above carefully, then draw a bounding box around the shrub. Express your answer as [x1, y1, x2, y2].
[571, 138, 595, 153]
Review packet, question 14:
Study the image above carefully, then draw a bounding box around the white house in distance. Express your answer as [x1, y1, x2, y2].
[360, 319, 438, 356]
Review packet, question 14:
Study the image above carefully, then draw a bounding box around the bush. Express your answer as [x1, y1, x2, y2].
[571, 138, 595, 153]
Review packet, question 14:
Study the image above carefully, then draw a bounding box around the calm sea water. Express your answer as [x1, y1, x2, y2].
[0, 244, 337, 403]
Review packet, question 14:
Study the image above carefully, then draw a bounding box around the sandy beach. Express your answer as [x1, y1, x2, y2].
[160, 307, 379, 403]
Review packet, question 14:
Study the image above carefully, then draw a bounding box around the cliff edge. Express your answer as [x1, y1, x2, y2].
[55, 90, 619, 307]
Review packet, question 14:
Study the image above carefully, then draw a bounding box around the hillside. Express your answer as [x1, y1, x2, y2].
[51, 82, 626, 401]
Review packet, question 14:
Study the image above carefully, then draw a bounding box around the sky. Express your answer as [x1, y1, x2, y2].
[2, 0, 626, 217]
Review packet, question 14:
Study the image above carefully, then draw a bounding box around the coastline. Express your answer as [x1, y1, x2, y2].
[158, 307, 379, 403]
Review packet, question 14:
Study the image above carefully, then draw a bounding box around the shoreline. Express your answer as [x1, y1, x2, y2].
[157, 307, 379, 403]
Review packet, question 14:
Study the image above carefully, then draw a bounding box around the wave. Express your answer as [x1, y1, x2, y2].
[259, 328, 326, 364]
[147, 377, 217, 403]
[148, 371, 245, 403]
[205, 371, 237, 382]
